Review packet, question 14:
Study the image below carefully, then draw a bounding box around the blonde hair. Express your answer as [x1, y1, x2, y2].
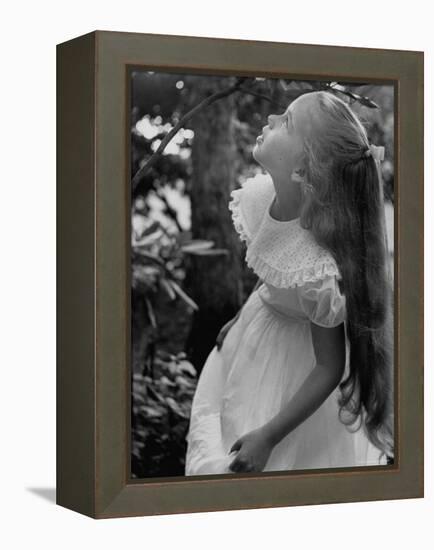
[298, 91, 394, 457]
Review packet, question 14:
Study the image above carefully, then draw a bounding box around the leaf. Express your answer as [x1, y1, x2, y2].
[136, 220, 161, 237]
[140, 406, 163, 419]
[145, 297, 157, 328]
[133, 228, 164, 247]
[175, 374, 196, 389]
[133, 265, 160, 281]
[160, 278, 177, 300]
[177, 360, 197, 377]
[147, 384, 167, 404]
[166, 397, 187, 418]
[133, 393, 146, 404]
[166, 280, 199, 311]
[357, 95, 379, 109]
[160, 375, 176, 388]
[329, 87, 379, 109]
[180, 240, 215, 253]
[133, 250, 166, 267]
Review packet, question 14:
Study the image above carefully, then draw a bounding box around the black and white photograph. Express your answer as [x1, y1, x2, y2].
[130, 70, 395, 479]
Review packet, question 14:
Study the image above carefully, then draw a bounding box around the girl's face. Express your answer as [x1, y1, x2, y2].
[253, 94, 315, 177]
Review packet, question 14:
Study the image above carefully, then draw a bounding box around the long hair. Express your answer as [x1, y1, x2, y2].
[298, 91, 394, 457]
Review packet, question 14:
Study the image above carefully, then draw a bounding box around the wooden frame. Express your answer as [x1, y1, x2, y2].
[57, 30, 424, 519]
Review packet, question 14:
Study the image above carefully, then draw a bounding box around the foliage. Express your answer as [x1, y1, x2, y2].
[132, 216, 229, 333]
[131, 350, 197, 478]
[131, 213, 228, 477]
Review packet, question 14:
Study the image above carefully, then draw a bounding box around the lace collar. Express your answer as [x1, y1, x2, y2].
[228, 173, 342, 289]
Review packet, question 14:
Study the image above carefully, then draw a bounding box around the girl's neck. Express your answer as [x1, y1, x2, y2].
[269, 173, 302, 222]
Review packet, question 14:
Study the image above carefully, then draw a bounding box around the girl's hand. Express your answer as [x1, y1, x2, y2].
[215, 316, 238, 351]
[228, 427, 274, 473]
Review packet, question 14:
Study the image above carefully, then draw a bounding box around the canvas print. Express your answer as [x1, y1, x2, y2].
[129, 71, 395, 479]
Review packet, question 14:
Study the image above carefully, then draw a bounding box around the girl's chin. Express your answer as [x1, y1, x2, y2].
[252, 152, 265, 170]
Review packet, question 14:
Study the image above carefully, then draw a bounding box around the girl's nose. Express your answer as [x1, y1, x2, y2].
[268, 114, 279, 128]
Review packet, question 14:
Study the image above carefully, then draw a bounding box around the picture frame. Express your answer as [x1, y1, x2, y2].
[57, 30, 424, 519]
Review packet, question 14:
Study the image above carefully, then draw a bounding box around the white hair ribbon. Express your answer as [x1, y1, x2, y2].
[368, 144, 385, 163]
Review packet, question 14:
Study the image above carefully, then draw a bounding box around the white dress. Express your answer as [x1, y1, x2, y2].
[185, 172, 386, 475]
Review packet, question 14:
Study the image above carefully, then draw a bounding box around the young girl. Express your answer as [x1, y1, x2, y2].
[185, 90, 394, 475]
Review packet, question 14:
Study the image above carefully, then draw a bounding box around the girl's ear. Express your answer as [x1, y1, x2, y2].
[290, 167, 306, 183]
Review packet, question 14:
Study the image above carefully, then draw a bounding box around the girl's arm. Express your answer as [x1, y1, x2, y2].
[252, 277, 263, 292]
[216, 278, 264, 351]
[234, 278, 263, 320]
[261, 321, 346, 447]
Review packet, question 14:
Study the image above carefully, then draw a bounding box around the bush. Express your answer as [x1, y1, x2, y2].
[131, 350, 197, 478]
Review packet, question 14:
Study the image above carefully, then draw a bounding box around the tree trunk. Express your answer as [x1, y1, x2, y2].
[184, 77, 243, 374]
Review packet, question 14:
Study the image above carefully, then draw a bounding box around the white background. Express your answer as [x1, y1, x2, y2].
[1, 0, 431, 546]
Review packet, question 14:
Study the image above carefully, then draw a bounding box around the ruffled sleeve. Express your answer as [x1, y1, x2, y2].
[296, 274, 346, 328]
[228, 173, 275, 247]
[228, 186, 252, 246]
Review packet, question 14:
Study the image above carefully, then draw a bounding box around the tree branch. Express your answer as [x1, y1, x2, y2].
[131, 77, 253, 192]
